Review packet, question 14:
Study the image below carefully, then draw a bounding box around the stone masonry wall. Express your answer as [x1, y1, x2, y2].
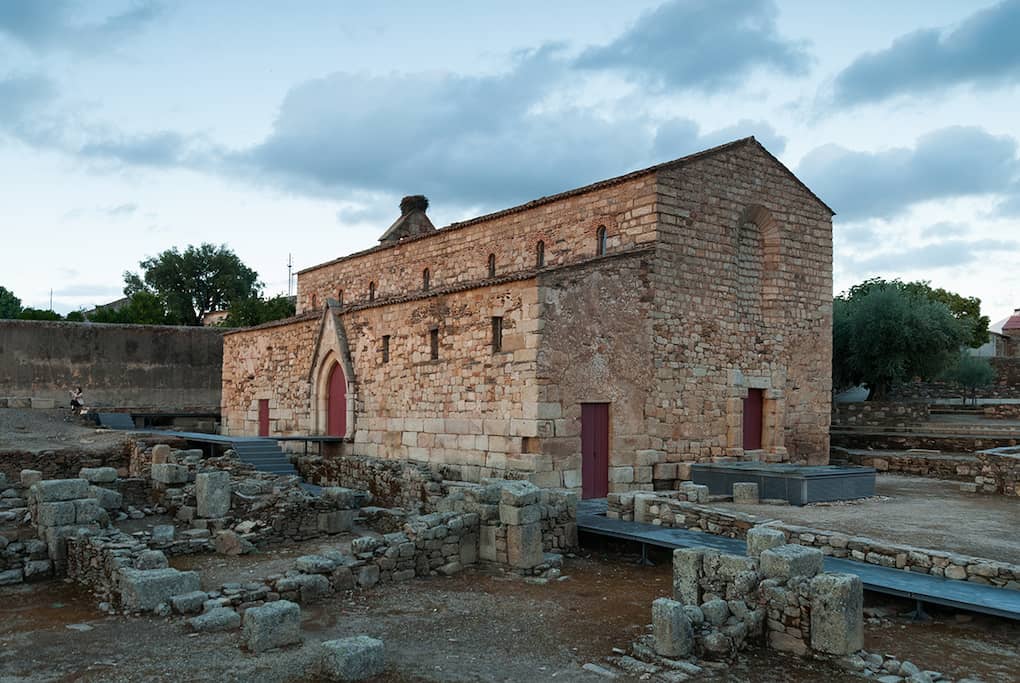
[974, 448, 1020, 496]
[295, 175, 657, 314]
[652, 143, 833, 466]
[831, 401, 930, 427]
[890, 357, 1020, 400]
[839, 450, 978, 482]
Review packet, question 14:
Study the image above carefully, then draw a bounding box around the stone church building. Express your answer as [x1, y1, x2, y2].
[221, 137, 834, 497]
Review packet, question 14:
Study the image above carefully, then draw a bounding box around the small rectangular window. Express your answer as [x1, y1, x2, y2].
[491, 316, 503, 353]
[429, 328, 439, 360]
[382, 335, 390, 363]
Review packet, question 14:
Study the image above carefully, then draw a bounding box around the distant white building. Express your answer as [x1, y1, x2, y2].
[971, 309, 1020, 358]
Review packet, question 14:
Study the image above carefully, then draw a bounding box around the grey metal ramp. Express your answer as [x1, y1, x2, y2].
[97, 412, 136, 430]
[577, 507, 1020, 621]
[132, 430, 300, 479]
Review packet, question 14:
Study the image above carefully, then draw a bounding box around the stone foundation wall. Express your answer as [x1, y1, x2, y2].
[626, 490, 1020, 590]
[839, 450, 978, 481]
[974, 448, 1020, 496]
[890, 358, 1020, 400]
[0, 443, 132, 481]
[296, 454, 442, 511]
[831, 402, 930, 427]
[830, 431, 1019, 452]
[983, 403, 1020, 419]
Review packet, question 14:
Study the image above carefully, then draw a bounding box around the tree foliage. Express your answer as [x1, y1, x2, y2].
[843, 278, 989, 348]
[941, 354, 997, 405]
[17, 307, 62, 321]
[87, 292, 169, 325]
[0, 286, 22, 318]
[220, 294, 295, 328]
[833, 281, 970, 399]
[124, 243, 261, 326]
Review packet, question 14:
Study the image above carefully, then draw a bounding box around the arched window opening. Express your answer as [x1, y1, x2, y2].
[368, 282, 376, 302]
[311, 293, 318, 309]
[536, 241, 545, 268]
[596, 226, 607, 256]
[337, 289, 344, 307]
[487, 253, 496, 278]
[422, 268, 430, 292]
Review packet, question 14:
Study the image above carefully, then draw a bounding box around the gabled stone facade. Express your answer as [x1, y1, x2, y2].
[221, 137, 834, 495]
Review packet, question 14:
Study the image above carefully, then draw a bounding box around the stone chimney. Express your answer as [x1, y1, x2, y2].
[378, 195, 436, 244]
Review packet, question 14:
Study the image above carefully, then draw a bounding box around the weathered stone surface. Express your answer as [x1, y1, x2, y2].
[810, 573, 863, 655]
[278, 573, 331, 603]
[119, 568, 201, 611]
[20, 469, 42, 487]
[320, 635, 385, 681]
[189, 607, 241, 633]
[318, 509, 356, 534]
[499, 480, 540, 507]
[151, 444, 172, 464]
[196, 470, 231, 518]
[171, 590, 208, 614]
[700, 599, 730, 627]
[74, 498, 107, 525]
[135, 550, 169, 570]
[672, 548, 705, 605]
[32, 479, 90, 502]
[151, 524, 176, 544]
[296, 555, 336, 574]
[652, 598, 694, 658]
[242, 600, 302, 653]
[0, 568, 23, 585]
[89, 486, 123, 511]
[732, 482, 759, 504]
[213, 530, 253, 556]
[23, 560, 52, 580]
[760, 544, 823, 579]
[79, 467, 118, 484]
[507, 522, 543, 568]
[36, 501, 76, 526]
[499, 502, 540, 526]
[151, 464, 188, 485]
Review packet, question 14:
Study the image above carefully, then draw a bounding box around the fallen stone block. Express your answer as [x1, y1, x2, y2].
[499, 480, 540, 507]
[151, 524, 176, 544]
[151, 463, 189, 485]
[32, 479, 90, 502]
[79, 467, 118, 484]
[74, 498, 107, 525]
[213, 530, 253, 556]
[507, 522, 543, 569]
[296, 555, 336, 574]
[810, 573, 863, 655]
[196, 470, 231, 518]
[171, 590, 208, 614]
[189, 607, 241, 633]
[135, 550, 169, 570]
[277, 573, 331, 603]
[760, 544, 823, 580]
[746, 526, 787, 558]
[242, 600, 302, 653]
[20, 469, 42, 487]
[119, 567, 201, 612]
[89, 486, 123, 511]
[732, 482, 759, 504]
[320, 635, 385, 681]
[652, 598, 694, 658]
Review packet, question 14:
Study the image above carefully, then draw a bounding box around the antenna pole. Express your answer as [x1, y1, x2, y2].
[287, 254, 293, 296]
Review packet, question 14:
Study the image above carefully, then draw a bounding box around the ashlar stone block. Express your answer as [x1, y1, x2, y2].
[809, 573, 863, 655]
[242, 600, 302, 652]
[507, 522, 543, 569]
[746, 526, 787, 559]
[672, 547, 706, 605]
[119, 568, 201, 612]
[320, 635, 385, 681]
[652, 598, 694, 658]
[760, 544, 823, 580]
[732, 482, 759, 504]
[196, 470, 231, 518]
[151, 463, 189, 485]
[32, 479, 90, 502]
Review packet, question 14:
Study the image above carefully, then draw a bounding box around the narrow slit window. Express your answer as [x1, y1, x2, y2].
[368, 281, 376, 301]
[310, 293, 318, 309]
[422, 268, 430, 291]
[536, 240, 545, 268]
[337, 289, 343, 307]
[487, 253, 496, 278]
[491, 316, 503, 353]
[429, 328, 439, 360]
[382, 335, 390, 363]
[596, 225, 607, 256]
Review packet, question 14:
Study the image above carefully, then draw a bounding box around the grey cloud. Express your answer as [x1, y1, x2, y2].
[836, 224, 880, 246]
[80, 130, 192, 167]
[653, 118, 786, 159]
[796, 126, 1020, 221]
[844, 238, 1018, 274]
[0, 75, 59, 145]
[575, 0, 811, 92]
[0, 1, 164, 53]
[831, 0, 1020, 106]
[921, 222, 970, 239]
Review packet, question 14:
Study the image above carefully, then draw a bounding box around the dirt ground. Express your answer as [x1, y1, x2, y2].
[1, 548, 1017, 683]
[0, 408, 131, 454]
[719, 474, 1020, 562]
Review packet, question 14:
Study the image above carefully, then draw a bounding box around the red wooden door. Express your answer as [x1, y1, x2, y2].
[327, 363, 346, 437]
[581, 403, 609, 499]
[742, 389, 764, 450]
[258, 399, 269, 437]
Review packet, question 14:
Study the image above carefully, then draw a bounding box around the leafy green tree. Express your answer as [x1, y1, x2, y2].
[942, 354, 997, 406]
[0, 286, 22, 318]
[833, 282, 969, 399]
[844, 278, 989, 347]
[17, 307, 62, 321]
[124, 243, 261, 326]
[220, 294, 295, 328]
[88, 291, 169, 325]
[65, 310, 86, 322]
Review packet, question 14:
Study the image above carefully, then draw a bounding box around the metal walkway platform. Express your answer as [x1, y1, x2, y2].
[577, 500, 1020, 621]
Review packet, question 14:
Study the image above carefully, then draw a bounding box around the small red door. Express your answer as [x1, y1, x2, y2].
[258, 399, 269, 437]
[743, 389, 764, 450]
[327, 363, 346, 437]
[581, 403, 609, 499]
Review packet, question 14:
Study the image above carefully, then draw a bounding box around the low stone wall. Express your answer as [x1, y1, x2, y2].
[830, 431, 1019, 452]
[0, 443, 132, 481]
[839, 450, 978, 482]
[0, 476, 50, 584]
[625, 490, 1020, 591]
[974, 448, 1020, 496]
[831, 402, 929, 427]
[296, 453, 443, 512]
[890, 357, 1020, 400]
[983, 403, 1020, 419]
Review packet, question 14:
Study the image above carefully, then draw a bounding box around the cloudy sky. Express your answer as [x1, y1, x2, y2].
[2, 1, 1019, 322]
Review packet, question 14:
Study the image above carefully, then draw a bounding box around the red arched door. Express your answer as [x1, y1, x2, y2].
[326, 363, 346, 437]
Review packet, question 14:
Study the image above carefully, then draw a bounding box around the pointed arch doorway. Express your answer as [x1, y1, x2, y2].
[326, 362, 347, 437]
